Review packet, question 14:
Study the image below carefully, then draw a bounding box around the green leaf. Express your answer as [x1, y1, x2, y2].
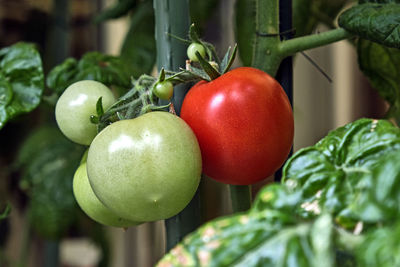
[15, 126, 85, 239]
[157, 208, 336, 266]
[357, 39, 400, 124]
[96, 97, 104, 117]
[221, 44, 238, 74]
[282, 118, 400, 228]
[94, 0, 137, 23]
[120, 1, 156, 79]
[195, 51, 220, 80]
[234, 0, 255, 66]
[46, 52, 133, 95]
[252, 183, 306, 217]
[350, 150, 400, 223]
[356, 221, 400, 267]
[0, 42, 44, 130]
[338, 3, 400, 48]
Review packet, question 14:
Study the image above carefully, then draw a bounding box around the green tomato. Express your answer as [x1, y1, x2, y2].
[73, 163, 139, 227]
[154, 81, 174, 100]
[187, 43, 206, 62]
[55, 80, 116, 145]
[86, 111, 202, 222]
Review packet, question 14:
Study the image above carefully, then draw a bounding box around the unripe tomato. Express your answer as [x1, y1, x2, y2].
[187, 43, 206, 62]
[180, 67, 294, 185]
[86, 111, 202, 222]
[73, 163, 139, 227]
[154, 81, 174, 100]
[55, 80, 116, 145]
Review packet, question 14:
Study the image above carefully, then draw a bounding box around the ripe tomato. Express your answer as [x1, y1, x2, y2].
[55, 80, 116, 145]
[180, 67, 294, 185]
[86, 111, 202, 222]
[73, 163, 139, 227]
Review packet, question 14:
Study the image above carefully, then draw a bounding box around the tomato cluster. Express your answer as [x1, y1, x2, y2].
[56, 80, 201, 227]
[56, 65, 294, 227]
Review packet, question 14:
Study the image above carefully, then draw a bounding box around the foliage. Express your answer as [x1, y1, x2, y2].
[283, 119, 400, 227]
[338, 1, 400, 124]
[356, 40, 400, 124]
[158, 119, 400, 266]
[15, 127, 85, 239]
[46, 52, 133, 96]
[0, 43, 44, 130]
[339, 2, 400, 48]
[1, 0, 400, 265]
[120, 0, 156, 78]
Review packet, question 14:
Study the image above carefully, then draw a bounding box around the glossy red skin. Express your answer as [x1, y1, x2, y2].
[180, 67, 294, 185]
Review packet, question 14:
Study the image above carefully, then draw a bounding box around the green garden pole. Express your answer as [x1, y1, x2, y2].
[153, 0, 202, 251]
[275, 0, 293, 181]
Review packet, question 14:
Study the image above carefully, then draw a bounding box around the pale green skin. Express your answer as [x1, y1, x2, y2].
[187, 43, 206, 62]
[55, 80, 116, 145]
[154, 81, 174, 100]
[73, 163, 139, 227]
[87, 111, 202, 222]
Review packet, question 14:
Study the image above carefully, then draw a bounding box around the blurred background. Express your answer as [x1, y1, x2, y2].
[0, 0, 386, 266]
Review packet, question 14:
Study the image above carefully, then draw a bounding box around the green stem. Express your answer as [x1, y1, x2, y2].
[252, 0, 354, 77]
[252, 0, 282, 76]
[229, 185, 252, 212]
[279, 28, 353, 57]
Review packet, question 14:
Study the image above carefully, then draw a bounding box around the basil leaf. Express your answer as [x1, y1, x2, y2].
[158, 206, 340, 267]
[46, 52, 132, 95]
[356, 221, 400, 267]
[0, 43, 44, 130]
[339, 3, 400, 48]
[282, 118, 400, 228]
[351, 150, 400, 222]
[357, 39, 400, 124]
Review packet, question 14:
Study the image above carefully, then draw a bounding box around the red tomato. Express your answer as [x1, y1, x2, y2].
[180, 67, 294, 185]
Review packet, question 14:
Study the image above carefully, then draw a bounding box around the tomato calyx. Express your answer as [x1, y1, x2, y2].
[181, 24, 238, 81]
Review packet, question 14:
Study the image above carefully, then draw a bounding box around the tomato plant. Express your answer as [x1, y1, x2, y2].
[180, 67, 294, 185]
[86, 111, 202, 222]
[2, 0, 400, 265]
[73, 163, 138, 227]
[55, 80, 116, 145]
